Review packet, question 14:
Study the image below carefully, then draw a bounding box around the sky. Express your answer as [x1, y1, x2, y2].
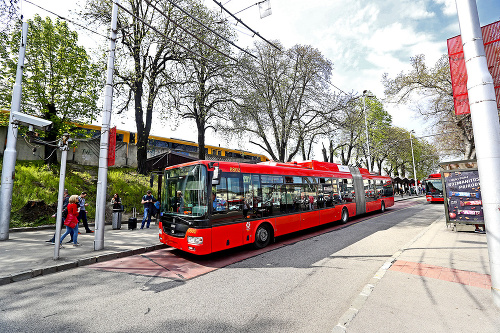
[17, 0, 500, 160]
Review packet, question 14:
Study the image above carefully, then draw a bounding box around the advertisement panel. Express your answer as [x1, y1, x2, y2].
[447, 20, 500, 115]
[443, 170, 483, 223]
[440, 160, 484, 230]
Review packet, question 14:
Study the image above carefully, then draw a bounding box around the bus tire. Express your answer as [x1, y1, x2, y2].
[381, 201, 386, 213]
[253, 223, 272, 249]
[340, 207, 349, 224]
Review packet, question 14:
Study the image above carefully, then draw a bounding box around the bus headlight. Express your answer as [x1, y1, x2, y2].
[187, 236, 203, 245]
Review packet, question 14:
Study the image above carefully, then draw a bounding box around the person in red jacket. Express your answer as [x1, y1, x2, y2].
[60, 195, 81, 247]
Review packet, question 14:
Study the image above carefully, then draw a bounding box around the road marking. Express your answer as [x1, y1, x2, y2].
[332, 208, 440, 333]
[88, 200, 425, 281]
[389, 260, 491, 289]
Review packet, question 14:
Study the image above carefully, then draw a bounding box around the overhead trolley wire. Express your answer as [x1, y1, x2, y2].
[143, 0, 238, 62]
[162, 0, 256, 59]
[234, 1, 268, 16]
[23, 0, 110, 40]
[212, 0, 281, 51]
[114, 2, 213, 64]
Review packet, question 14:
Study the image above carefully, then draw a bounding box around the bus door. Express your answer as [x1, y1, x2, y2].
[349, 167, 366, 215]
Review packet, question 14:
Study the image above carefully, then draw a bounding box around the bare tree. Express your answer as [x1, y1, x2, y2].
[85, 0, 198, 174]
[382, 54, 475, 159]
[169, 4, 236, 160]
[226, 41, 336, 162]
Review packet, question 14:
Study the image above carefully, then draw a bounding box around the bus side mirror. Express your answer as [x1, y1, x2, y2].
[212, 166, 221, 185]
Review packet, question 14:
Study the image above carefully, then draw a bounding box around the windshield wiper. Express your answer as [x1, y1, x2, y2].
[173, 215, 194, 226]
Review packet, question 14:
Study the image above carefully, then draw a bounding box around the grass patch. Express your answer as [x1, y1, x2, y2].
[1, 161, 154, 228]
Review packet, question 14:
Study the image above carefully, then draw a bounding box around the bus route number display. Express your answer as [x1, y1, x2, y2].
[443, 170, 483, 223]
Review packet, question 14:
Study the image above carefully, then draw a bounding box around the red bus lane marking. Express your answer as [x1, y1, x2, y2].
[88, 200, 422, 280]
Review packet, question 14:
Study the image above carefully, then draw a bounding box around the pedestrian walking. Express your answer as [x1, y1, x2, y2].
[78, 192, 93, 233]
[46, 189, 73, 244]
[60, 195, 81, 247]
[140, 190, 155, 229]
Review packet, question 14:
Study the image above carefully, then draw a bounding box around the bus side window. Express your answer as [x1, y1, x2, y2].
[261, 175, 281, 216]
[213, 177, 228, 213]
[331, 178, 340, 206]
[318, 178, 325, 208]
[372, 180, 379, 199]
[226, 176, 243, 213]
[363, 180, 371, 201]
[303, 177, 318, 210]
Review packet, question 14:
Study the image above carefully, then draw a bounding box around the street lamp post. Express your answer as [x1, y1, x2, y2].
[410, 130, 418, 195]
[362, 90, 374, 172]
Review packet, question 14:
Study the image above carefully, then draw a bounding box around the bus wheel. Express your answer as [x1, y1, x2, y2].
[254, 224, 271, 249]
[381, 201, 386, 213]
[340, 208, 349, 224]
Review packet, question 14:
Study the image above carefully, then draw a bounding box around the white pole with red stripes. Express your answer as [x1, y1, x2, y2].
[455, 0, 500, 308]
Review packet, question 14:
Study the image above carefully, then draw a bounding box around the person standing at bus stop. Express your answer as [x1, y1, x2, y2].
[141, 190, 155, 229]
[78, 192, 93, 233]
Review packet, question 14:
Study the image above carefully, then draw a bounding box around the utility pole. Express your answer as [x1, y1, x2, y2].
[0, 22, 28, 241]
[94, 0, 119, 251]
[362, 90, 374, 172]
[54, 134, 70, 259]
[410, 130, 418, 194]
[455, 0, 500, 308]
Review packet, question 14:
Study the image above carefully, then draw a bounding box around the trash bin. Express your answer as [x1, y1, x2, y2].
[112, 208, 123, 229]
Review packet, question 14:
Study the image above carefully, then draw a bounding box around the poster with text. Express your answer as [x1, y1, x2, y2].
[443, 170, 483, 223]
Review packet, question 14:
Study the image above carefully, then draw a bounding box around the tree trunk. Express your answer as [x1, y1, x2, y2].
[136, 129, 148, 175]
[197, 124, 206, 160]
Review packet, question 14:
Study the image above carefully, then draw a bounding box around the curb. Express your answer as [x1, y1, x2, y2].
[9, 218, 158, 232]
[0, 243, 168, 286]
[331, 215, 442, 333]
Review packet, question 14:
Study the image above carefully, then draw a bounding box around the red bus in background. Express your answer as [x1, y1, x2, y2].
[158, 160, 395, 255]
[424, 173, 444, 202]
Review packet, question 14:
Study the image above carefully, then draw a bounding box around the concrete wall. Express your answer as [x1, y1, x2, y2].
[1, 126, 255, 167]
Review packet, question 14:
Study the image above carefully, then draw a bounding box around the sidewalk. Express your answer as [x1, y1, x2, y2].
[0, 221, 165, 285]
[0, 195, 421, 285]
[334, 207, 499, 332]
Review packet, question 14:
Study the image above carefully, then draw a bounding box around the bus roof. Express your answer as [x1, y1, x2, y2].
[165, 160, 391, 180]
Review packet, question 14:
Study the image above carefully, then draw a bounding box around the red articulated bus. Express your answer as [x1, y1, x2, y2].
[158, 160, 394, 255]
[424, 173, 444, 202]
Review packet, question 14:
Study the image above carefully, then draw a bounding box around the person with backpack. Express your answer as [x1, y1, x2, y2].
[140, 190, 156, 229]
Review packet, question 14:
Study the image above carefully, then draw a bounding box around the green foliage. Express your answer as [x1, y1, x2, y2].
[0, 15, 103, 141]
[0, 161, 152, 228]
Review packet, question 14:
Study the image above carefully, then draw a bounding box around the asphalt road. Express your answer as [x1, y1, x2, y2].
[0, 198, 443, 332]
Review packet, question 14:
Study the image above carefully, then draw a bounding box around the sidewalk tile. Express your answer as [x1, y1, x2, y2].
[438, 271, 456, 282]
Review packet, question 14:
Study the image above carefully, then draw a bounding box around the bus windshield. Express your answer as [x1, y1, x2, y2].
[425, 179, 443, 194]
[164, 164, 208, 217]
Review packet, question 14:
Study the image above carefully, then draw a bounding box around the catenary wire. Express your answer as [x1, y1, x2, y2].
[143, 0, 238, 62]
[115, 1, 214, 64]
[212, 0, 280, 51]
[161, 0, 256, 59]
[23, 0, 110, 40]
